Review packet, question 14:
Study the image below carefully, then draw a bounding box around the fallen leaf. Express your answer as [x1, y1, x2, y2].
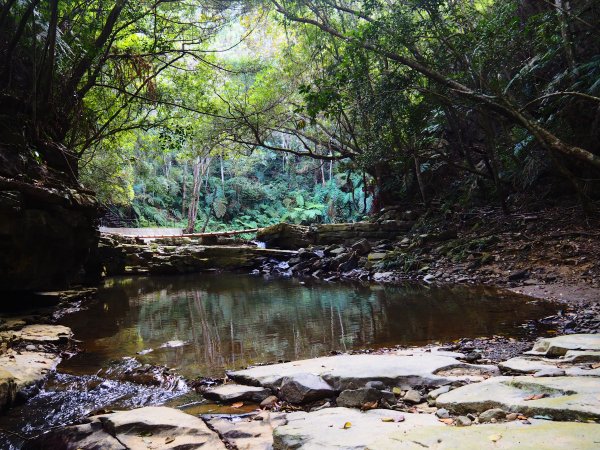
[381, 414, 405, 423]
[439, 418, 454, 425]
[343, 422, 352, 429]
[361, 400, 378, 410]
[524, 393, 546, 401]
[489, 434, 502, 442]
[231, 402, 244, 408]
[517, 415, 528, 420]
[591, 363, 600, 369]
[165, 437, 175, 444]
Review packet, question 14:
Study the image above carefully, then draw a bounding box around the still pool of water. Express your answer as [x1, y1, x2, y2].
[58, 273, 558, 379]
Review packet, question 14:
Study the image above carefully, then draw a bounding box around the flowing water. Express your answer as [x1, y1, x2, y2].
[0, 274, 558, 447]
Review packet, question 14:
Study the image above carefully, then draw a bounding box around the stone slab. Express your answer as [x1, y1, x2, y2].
[374, 420, 600, 450]
[528, 334, 600, 357]
[28, 406, 226, 449]
[208, 410, 287, 450]
[436, 375, 600, 421]
[500, 356, 600, 377]
[228, 354, 499, 393]
[273, 407, 441, 450]
[0, 324, 72, 343]
[0, 350, 60, 391]
[204, 383, 271, 403]
[98, 406, 226, 449]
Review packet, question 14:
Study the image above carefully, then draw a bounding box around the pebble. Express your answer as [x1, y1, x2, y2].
[506, 413, 519, 421]
[435, 408, 450, 419]
[403, 389, 422, 404]
[455, 416, 472, 427]
[479, 408, 507, 423]
[259, 395, 278, 408]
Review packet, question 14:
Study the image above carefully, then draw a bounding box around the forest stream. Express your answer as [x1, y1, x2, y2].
[0, 274, 559, 447]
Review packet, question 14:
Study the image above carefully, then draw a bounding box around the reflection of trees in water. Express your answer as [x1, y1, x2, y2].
[132, 278, 389, 375]
[89, 274, 556, 377]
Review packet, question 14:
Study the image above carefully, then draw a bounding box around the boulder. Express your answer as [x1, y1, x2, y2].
[256, 223, 312, 249]
[336, 388, 394, 408]
[26, 406, 226, 449]
[350, 239, 371, 255]
[204, 384, 271, 403]
[436, 376, 600, 421]
[279, 373, 336, 404]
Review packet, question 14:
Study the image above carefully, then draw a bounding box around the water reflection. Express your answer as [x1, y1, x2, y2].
[59, 274, 557, 378]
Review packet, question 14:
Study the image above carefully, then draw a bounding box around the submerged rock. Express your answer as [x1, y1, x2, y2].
[436, 375, 600, 421]
[26, 406, 226, 450]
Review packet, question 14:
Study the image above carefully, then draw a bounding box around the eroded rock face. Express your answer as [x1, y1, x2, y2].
[436, 376, 600, 421]
[0, 178, 98, 291]
[26, 406, 226, 450]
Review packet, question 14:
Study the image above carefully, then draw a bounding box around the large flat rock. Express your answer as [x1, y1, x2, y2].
[436, 375, 600, 421]
[228, 354, 499, 394]
[0, 324, 72, 343]
[273, 407, 441, 449]
[29, 406, 227, 449]
[374, 420, 600, 449]
[0, 350, 61, 391]
[528, 334, 600, 357]
[208, 410, 287, 449]
[499, 356, 600, 376]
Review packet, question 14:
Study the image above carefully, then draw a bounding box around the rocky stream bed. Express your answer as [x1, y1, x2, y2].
[1, 208, 599, 449]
